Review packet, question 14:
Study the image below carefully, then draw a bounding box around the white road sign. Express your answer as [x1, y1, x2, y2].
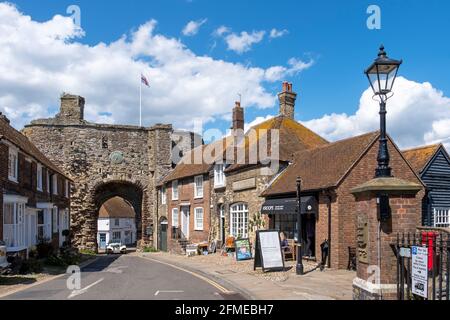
[411, 246, 428, 299]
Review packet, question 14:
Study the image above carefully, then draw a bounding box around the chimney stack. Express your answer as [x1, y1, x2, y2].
[278, 81, 297, 119]
[57, 93, 85, 123]
[0, 112, 10, 124]
[232, 101, 244, 131]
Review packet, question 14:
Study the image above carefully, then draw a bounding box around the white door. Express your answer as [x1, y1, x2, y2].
[181, 207, 190, 239]
[25, 209, 37, 248]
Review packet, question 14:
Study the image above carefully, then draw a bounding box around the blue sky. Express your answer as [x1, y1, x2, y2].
[1, 0, 450, 148]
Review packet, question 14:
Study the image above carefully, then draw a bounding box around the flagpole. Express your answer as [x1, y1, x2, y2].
[139, 75, 142, 127]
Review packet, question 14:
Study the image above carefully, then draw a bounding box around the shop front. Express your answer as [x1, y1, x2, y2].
[261, 196, 317, 257]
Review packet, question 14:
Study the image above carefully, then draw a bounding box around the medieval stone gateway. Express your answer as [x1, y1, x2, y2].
[22, 94, 195, 250]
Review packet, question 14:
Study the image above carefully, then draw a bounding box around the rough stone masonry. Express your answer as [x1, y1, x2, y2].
[22, 93, 194, 250]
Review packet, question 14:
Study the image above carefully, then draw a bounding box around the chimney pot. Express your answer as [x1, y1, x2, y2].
[232, 101, 244, 131]
[278, 82, 297, 119]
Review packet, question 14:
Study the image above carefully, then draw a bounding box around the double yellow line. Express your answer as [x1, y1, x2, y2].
[143, 256, 232, 294]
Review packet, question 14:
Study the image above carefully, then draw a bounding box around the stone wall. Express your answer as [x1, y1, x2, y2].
[21, 94, 189, 250]
[213, 166, 272, 244]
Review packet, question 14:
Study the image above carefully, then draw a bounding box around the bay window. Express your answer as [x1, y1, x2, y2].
[194, 208, 204, 231]
[2, 196, 27, 249]
[37, 209, 52, 242]
[194, 175, 203, 198]
[230, 203, 249, 239]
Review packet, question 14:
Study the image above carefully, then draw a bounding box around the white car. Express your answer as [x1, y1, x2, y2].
[0, 241, 9, 270]
[106, 242, 127, 254]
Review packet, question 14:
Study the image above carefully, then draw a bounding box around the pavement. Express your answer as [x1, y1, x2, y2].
[0, 254, 247, 300]
[140, 252, 356, 300]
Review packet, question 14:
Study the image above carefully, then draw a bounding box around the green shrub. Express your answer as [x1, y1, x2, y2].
[143, 247, 159, 253]
[36, 242, 54, 259]
[19, 258, 43, 274]
[45, 251, 81, 267]
[79, 249, 97, 256]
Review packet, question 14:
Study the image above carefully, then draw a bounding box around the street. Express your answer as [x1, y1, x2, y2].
[1, 254, 246, 300]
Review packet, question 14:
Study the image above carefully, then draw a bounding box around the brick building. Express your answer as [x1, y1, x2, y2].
[158, 145, 213, 252]
[261, 132, 425, 269]
[0, 112, 71, 257]
[210, 82, 328, 246]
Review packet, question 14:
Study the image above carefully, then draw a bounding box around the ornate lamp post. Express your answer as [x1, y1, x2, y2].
[364, 45, 402, 178]
[296, 177, 304, 275]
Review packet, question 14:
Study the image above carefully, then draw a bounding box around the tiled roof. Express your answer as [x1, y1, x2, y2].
[162, 136, 234, 183]
[99, 196, 135, 218]
[402, 144, 441, 174]
[225, 115, 329, 172]
[0, 116, 69, 179]
[262, 131, 380, 196]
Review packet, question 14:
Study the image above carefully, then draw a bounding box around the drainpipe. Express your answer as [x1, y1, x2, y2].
[327, 191, 332, 269]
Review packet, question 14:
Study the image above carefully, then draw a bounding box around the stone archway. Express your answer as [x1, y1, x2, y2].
[94, 181, 145, 245]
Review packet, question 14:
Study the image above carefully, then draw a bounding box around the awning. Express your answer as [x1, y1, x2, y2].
[261, 196, 317, 215]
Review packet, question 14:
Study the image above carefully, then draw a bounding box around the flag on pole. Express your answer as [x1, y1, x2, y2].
[141, 74, 150, 87]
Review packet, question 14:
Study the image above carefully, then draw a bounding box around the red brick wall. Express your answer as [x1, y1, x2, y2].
[166, 174, 211, 249]
[0, 142, 70, 247]
[355, 193, 421, 285]
[316, 139, 424, 269]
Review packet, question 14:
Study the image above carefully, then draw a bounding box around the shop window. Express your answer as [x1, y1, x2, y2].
[230, 203, 249, 239]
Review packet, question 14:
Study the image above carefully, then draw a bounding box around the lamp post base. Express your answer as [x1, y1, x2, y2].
[296, 263, 304, 275]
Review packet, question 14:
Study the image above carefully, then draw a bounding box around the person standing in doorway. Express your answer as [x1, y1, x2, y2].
[305, 215, 315, 257]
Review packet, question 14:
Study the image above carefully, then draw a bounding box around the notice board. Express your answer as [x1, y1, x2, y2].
[411, 246, 428, 299]
[254, 230, 285, 272]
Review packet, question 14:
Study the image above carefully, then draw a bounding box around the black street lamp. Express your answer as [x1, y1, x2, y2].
[296, 177, 304, 275]
[365, 45, 402, 178]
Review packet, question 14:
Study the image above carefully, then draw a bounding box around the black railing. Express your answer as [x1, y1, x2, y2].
[395, 232, 449, 300]
[171, 227, 187, 241]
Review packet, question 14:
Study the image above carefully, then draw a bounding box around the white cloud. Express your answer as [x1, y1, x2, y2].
[213, 25, 231, 37]
[244, 115, 274, 133]
[269, 28, 288, 39]
[224, 30, 266, 54]
[182, 18, 207, 36]
[0, 3, 310, 130]
[264, 58, 314, 82]
[302, 77, 450, 150]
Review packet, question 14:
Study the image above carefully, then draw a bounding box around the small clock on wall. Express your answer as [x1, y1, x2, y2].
[109, 151, 125, 165]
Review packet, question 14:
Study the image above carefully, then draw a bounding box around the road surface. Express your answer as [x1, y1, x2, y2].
[1, 254, 246, 300]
